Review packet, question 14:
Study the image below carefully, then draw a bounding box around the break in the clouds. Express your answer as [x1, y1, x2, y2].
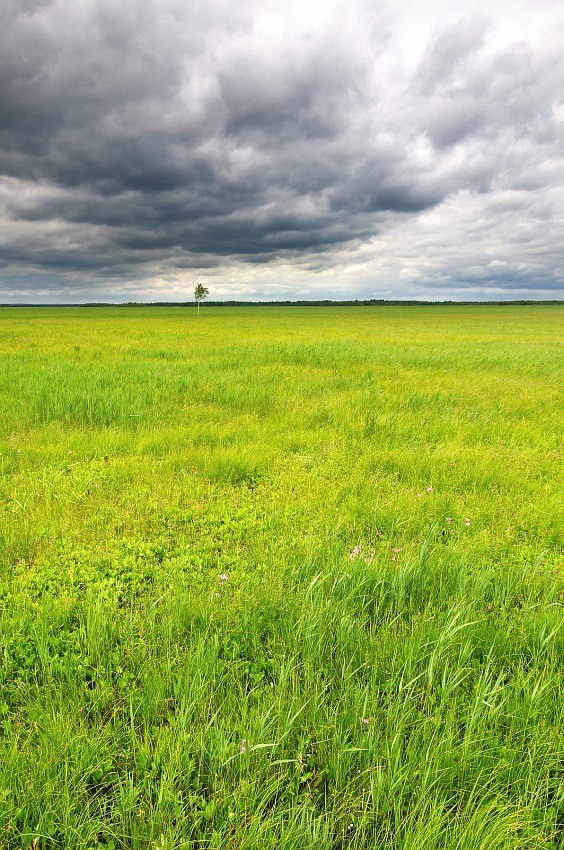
[1, 0, 563, 302]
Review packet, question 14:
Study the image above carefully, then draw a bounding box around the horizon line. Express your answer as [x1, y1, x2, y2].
[2, 298, 563, 308]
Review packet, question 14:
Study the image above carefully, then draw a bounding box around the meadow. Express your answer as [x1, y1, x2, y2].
[0, 303, 562, 849]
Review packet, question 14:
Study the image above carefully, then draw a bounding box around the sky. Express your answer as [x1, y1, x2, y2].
[1, 0, 564, 303]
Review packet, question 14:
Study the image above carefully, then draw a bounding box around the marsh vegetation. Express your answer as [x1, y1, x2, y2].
[0, 304, 562, 849]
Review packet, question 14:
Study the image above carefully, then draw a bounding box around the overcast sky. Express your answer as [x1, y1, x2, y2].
[1, 0, 563, 302]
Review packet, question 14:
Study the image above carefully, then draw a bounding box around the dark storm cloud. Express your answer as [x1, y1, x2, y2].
[0, 0, 389, 271]
[0, 0, 563, 299]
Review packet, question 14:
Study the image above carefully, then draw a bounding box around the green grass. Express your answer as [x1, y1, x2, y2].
[0, 304, 563, 849]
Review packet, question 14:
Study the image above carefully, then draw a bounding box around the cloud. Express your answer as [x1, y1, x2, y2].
[0, 0, 563, 300]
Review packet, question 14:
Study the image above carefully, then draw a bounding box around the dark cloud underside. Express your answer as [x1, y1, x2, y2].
[0, 0, 563, 298]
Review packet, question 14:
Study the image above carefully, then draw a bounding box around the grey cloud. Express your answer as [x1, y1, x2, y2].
[0, 0, 563, 299]
[415, 16, 488, 94]
[415, 33, 564, 152]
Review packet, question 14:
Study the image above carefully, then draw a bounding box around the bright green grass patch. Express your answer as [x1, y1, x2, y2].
[0, 304, 563, 849]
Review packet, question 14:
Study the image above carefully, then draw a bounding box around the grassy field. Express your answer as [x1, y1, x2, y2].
[0, 303, 563, 849]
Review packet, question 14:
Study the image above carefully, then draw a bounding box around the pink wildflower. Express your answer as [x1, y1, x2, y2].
[465, 518, 471, 527]
[219, 573, 228, 582]
[240, 739, 246, 754]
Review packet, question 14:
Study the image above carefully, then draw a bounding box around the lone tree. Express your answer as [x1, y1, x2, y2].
[194, 282, 209, 316]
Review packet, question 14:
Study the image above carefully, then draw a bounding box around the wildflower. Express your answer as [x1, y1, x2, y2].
[427, 486, 433, 492]
[417, 493, 422, 498]
[446, 517, 452, 524]
[392, 547, 403, 553]
[219, 573, 228, 582]
[360, 717, 369, 725]
[240, 739, 246, 754]
[465, 518, 470, 527]
[349, 544, 362, 560]
[215, 592, 221, 598]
